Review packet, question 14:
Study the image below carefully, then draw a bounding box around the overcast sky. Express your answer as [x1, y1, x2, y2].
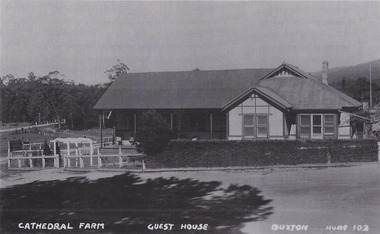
[1, 1, 380, 85]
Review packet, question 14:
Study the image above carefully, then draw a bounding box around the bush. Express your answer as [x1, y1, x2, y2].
[135, 110, 173, 155]
[148, 139, 379, 168]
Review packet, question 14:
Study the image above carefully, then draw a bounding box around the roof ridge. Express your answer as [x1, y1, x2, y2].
[118, 68, 273, 76]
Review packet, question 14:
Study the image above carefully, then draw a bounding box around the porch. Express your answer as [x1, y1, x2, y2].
[100, 109, 227, 141]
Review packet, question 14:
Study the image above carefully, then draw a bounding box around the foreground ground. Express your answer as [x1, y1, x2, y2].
[0, 163, 379, 233]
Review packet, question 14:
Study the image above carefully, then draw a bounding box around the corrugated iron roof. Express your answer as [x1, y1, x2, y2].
[94, 69, 272, 109]
[94, 64, 362, 111]
[258, 63, 362, 110]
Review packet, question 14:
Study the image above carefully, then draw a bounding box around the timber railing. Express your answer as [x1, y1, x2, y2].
[63, 147, 145, 172]
[7, 139, 144, 171]
[7, 141, 59, 169]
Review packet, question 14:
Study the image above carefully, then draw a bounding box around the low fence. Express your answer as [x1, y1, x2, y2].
[7, 154, 59, 169]
[7, 140, 144, 172]
[63, 148, 144, 172]
[7, 141, 59, 169]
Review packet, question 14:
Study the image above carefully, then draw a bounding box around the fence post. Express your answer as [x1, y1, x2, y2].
[8, 141, 11, 158]
[79, 152, 84, 168]
[90, 143, 93, 166]
[75, 146, 79, 167]
[63, 154, 67, 168]
[97, 149, 102, 168]
[18, 158, 21, 168]
[29, 156, 33, 168]
[42, 155, 46, 168]
[142, 159, 145, 173]
[119, 147, 123, 168]
[55, 155, 59, 168]
[67, 155, 71, 167]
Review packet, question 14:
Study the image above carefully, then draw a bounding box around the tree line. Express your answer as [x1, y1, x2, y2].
[0, 71, 107, 130]
[331, 77, 380, 105]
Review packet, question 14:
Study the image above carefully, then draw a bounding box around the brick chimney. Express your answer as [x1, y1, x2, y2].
[322, 61, 328, 85]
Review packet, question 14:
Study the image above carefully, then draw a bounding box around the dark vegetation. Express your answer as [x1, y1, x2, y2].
[331, 77, 380, 105]
[135, 110, 173, 155]
[0, 173, 272, 233]
[314, 59, 380, 104]
[147, 140, 379, 168]
[0, 72, 107, 130]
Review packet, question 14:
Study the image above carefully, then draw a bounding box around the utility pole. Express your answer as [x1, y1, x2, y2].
[369, 64, 372, 108]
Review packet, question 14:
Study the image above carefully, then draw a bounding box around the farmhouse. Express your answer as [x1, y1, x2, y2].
[94, 62, 362, 141]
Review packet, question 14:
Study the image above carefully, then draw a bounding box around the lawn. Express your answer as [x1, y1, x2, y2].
[1, 163, 379, 233]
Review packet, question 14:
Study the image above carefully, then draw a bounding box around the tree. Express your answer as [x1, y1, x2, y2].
[135, 110, 173, 155]
[0, 72, 106, 130]
[105, 59, 129, 82]
[351, 107, 380, 138]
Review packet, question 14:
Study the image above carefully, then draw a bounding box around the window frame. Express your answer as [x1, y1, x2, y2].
[311, 114, 323, 139]
[242, 114, 269, 139]
[323, 114, 336, 138]
[299, 114, 311, 139]
[298, 114, 337, 139]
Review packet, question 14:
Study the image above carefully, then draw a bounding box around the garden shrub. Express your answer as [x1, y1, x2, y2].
[135, 110, 173, 155]
[149, 139, 378, 168]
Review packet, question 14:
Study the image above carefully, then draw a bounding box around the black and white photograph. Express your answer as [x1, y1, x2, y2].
[1, 1, 380, 233]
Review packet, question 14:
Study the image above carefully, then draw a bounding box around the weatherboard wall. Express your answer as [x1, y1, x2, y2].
[228, 94, 284, 140]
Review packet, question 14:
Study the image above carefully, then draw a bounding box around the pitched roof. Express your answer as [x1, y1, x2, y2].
[94, 69, 272, 110]
[94, 63, 362, 111]
[258, 63, 362, 110]
[222, 87, 293, 112]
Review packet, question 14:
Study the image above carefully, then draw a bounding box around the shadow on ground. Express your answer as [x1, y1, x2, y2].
[0, 173, 273, 233]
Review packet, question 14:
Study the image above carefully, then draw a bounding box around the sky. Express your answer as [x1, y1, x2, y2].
[1, 0, 380, 85]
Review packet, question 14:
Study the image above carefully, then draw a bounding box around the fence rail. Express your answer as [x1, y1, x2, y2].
[64, 148, 144, 172]
[8, 138, 144, 171]
[7, 154, 59, 169]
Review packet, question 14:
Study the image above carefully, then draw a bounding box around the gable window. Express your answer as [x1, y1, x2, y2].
[243, 115, 268, 139]
[298, 114, 336, 139]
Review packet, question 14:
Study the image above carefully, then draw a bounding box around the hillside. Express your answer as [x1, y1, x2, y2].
[313, 59, 380, 88]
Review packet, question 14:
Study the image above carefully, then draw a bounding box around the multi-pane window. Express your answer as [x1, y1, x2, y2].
[312, 115, 322, 139]
[324, 115, 336, 139]
[243, 115, 255, 137]
[299, 115, 311, 138]
[243, 115, 268, 139]
[298, 114, 336, 139]
[257, 116, 268, 138]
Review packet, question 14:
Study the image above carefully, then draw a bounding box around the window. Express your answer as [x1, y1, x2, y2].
[299, 115, 311, 139]
[243, 115, 268, 139]
[298, 114, 336, 139]
[312, 115, 322, 139]
[243, 115, 255, 137]
[324, 115, 336, 139]
[257, 116, 268, 138]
